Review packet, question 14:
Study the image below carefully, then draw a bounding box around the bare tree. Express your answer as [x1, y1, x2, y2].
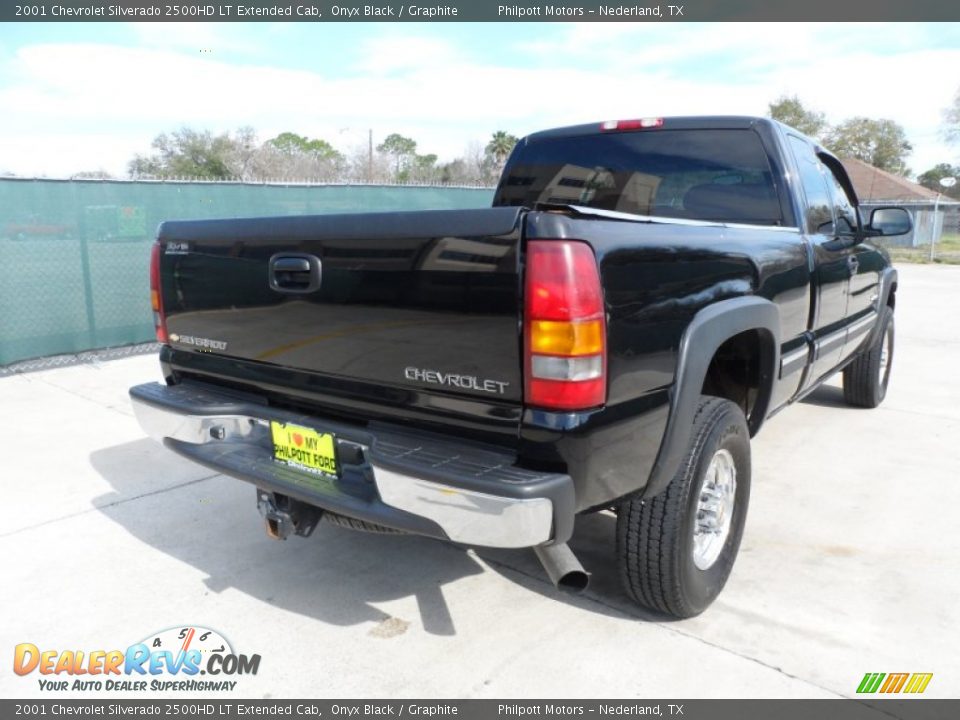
[945, 86, 960, 146]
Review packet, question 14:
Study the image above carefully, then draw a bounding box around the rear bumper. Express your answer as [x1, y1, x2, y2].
[129, 381, 575, 548]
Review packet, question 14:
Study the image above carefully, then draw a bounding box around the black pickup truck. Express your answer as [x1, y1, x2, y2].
[130, 116, 910, 618]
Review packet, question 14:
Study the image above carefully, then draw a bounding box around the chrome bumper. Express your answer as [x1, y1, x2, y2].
[130, 382, 574, 549]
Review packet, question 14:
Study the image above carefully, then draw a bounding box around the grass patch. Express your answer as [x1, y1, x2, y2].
[887, 232, 960, 265]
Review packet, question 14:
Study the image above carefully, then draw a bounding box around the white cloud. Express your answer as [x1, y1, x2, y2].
[353, 35, 463, 74]
[519, 22, 959, 171]
[129, 22, 255, 53]
[0, 132, 145, 178]
[0, 24, 957, 177]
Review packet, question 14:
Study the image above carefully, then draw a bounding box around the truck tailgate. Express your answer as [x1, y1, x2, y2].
[156, 207, 525, 431]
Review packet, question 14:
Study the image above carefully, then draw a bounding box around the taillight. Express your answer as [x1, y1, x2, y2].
[524, 240, 606, 411]
[149, 242, 168, 344]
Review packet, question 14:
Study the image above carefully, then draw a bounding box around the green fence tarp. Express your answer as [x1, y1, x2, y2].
[0, 179, 495, 366]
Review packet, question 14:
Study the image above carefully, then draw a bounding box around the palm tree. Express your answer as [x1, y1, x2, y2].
[486, 131, 518, 168]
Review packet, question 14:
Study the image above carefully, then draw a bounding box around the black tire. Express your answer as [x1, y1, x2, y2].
[842, 306, 894, 409]
[616, 396, 751, 618]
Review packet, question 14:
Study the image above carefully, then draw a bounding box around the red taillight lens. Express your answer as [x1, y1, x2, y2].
[524, 240, 606, 411]
[149, 242, 168, 344]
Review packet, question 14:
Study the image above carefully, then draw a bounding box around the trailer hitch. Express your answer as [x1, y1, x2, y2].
[257, 490, 323, 540]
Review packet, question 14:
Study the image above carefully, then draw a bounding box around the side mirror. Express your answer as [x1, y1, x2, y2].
[865, 207, 912, 237]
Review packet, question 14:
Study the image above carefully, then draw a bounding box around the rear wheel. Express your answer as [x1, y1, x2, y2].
[843, 306, 894, 409]
[616, 396, 751, 618]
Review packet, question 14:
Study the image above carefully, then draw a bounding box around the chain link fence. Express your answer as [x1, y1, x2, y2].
[0, 178, 495, 366]
[883, 205, 960, 264]
[0, 343, 160, 378]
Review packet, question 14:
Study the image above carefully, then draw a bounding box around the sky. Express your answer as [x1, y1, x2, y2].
[0, 21, 958, 178]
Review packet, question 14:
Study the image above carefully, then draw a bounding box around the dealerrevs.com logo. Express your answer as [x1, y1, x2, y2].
[13, 626, 260, 693]
[856, 672, 933, 694]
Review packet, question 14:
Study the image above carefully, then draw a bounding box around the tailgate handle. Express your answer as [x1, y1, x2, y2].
[269, 254, 322, 294]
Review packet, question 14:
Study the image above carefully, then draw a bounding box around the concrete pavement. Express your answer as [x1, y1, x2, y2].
[1, 263, 957, 699]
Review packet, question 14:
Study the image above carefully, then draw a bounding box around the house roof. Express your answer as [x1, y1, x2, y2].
[840, 158, 951, 203]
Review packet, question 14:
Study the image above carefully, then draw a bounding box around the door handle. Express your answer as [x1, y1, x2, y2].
[269, 253, 322, 293]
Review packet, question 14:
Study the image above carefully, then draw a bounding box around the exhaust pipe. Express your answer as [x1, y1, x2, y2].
[535, 543, 589, 593]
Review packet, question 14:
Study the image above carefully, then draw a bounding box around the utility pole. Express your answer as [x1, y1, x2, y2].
[931, 192, 941, 262]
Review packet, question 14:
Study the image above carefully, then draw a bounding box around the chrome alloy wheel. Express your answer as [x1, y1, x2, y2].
[880, 325, 892, 374]
[692, 448, 737, 571]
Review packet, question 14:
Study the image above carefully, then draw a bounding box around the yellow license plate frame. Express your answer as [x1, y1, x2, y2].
[270, 421, 338, 478]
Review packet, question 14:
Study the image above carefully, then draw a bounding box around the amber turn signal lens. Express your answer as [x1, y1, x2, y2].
[529, 319, 603, 356]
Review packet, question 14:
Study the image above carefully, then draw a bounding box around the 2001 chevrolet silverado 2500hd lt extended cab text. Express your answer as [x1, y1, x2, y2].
[130, 117, 911, 617]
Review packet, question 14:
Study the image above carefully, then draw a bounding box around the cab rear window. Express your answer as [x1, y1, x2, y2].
[493, 129, 783, 226]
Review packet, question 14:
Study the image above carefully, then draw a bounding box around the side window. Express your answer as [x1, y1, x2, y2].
[787, 135, 834, 235]
[822, 165, 858, 234]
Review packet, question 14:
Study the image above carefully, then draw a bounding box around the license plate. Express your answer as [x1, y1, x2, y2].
[270, 421, 338, 478]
